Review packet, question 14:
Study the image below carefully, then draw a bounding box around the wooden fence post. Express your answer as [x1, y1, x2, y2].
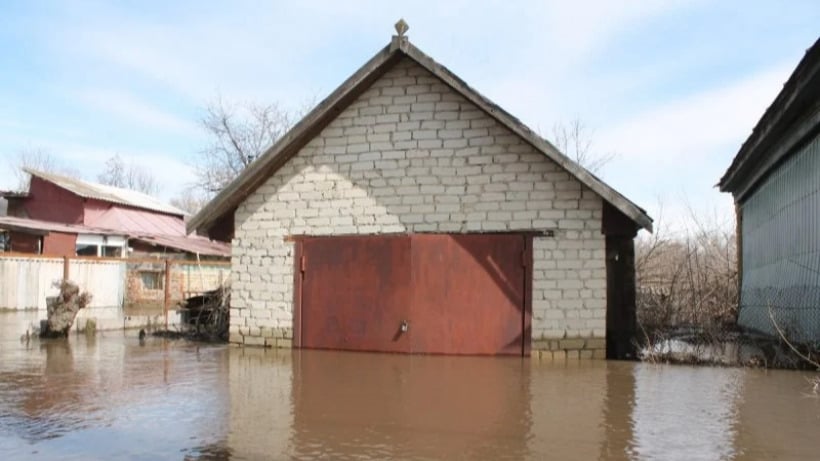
[63, 256, 70, 280]
[164, 259, 171, 330]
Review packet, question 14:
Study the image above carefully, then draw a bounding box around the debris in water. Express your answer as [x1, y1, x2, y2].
[152, 284, 229, 343]
[40, 280, 92, 338]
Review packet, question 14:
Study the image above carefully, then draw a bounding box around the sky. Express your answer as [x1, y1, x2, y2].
[1, 1, 818, 234]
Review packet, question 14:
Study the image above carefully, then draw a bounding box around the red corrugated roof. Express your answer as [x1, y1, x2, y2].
[0, 216, 229, 257]
[0, 216, 120, 236]
[86, 206, 187, 237]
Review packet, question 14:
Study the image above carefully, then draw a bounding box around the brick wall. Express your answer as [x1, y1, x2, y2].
[125, 261, 230, 310]
[232, 57, 607, 357]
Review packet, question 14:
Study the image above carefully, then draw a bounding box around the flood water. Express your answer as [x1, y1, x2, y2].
[1, 312, 819, 460]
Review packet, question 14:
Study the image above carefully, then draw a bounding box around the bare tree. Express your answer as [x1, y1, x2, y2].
[9, 147, 81, 191]
[97, 154, 161, 195]
[551, 118, 616, 174]
[170, 188, 209, 215]
[194, 97, 295, 194]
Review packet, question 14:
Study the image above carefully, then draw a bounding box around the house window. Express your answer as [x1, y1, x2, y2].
[140, 271, 164, 290]
[76, 235, 126, 257]
[102, 246, 122, 257]
[76, 244, 98, 256]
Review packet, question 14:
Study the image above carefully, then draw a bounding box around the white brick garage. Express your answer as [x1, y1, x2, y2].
[189, 34, 652, 359]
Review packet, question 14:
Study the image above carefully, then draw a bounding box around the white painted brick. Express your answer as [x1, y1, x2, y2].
[421, 120, 445, 130]
[439, 129, 463, 139]
[482, 221, 507, 231]
[232, 56, 609, 345]
[444, 139, 468, 148]
[418, 139, 443, 149]
[434, 111, 459, 120]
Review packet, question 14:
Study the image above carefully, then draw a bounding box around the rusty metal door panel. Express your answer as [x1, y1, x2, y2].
[299, 235, 411, 353]
[410, 234, 526, 355]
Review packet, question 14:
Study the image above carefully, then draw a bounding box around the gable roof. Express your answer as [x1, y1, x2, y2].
[25, 168, 186, 217]
[188, 35, 653, 235]
[0, 215, 121, 236]
[719, 37, 820, 200]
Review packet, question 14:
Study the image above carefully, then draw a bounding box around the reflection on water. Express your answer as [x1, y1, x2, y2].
[630, 365, 743, 461]
[1, 311, 818, 460]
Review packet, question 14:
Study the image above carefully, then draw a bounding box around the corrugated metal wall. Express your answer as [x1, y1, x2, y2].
[0, 256, 126, 311]
[739, 134, 820, 342]
[0, 257, 63, 310]
[69, 259, 127, 310]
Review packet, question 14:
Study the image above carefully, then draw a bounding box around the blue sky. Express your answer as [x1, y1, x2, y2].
[1, 1, 818, 233]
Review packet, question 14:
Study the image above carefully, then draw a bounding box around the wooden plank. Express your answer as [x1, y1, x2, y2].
[605, 235, 637, 360]
[292, 240, 303, 348]
[164, 259, 171, 330]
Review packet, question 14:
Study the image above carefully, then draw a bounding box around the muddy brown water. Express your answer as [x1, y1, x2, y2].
[1, 312, 819, 460]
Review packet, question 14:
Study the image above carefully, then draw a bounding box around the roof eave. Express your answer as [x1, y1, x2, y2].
[187, 43, 402, 235]
[399, 41, 653, 232]
[719, 38, 820, 197]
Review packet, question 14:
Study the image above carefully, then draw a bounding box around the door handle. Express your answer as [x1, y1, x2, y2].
[400, 320, 409, 332]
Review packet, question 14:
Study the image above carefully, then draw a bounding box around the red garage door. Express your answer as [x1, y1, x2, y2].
[295, 234, 530, 356]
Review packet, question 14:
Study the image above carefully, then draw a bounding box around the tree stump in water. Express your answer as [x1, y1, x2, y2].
[41, 280, 92, 338]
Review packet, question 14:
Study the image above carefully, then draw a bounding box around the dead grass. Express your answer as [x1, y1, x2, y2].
[635, 204, 819, 371]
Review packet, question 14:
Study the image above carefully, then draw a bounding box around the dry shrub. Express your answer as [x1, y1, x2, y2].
[636, 207, 738, 340]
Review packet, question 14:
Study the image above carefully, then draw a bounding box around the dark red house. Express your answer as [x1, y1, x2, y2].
[1, 169, 228, 258]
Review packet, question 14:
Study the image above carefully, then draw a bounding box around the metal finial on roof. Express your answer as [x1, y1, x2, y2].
[394, 19, 409, 37]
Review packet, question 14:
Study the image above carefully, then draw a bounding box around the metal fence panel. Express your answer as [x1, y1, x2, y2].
[739, 134, 820, 342]
[0, 255, 229, 314]
[0, 257, 63, 310]
[69, 259, 127, 309]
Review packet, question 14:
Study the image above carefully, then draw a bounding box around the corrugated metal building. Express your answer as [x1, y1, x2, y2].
[719, 37, 820, 342]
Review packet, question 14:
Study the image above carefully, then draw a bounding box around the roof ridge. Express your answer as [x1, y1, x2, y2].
[24, 167, 186, 216]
